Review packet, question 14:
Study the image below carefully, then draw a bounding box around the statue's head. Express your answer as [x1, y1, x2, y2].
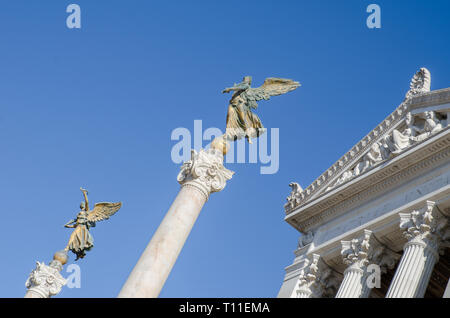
[424, 111, 435, 120]
[370, 142, 380, 155]
[243, 76, 252, 85]
[406, 112, 413, 124]
[80, 201, 86, 210]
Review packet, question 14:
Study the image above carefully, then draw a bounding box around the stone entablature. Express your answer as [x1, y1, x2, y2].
[285, 68, 450, 214]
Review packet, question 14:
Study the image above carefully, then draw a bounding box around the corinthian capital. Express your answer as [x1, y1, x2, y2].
[25, 261, 67, 298]
[399, 201, 448, 246]
[177, 149, 234, 200]
[342, 229, 401, 275]
[371, 246, 401, 274]
[341, 230, 376, 269]
[297, 254, 341, 298]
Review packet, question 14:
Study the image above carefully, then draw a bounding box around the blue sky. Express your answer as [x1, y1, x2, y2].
[0, 0, 449, 298]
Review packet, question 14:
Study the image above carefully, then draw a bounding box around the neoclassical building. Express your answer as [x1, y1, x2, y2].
[278, 68, 450, 298]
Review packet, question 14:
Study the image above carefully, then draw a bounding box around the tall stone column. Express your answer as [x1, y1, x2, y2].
[118, 148, 233, 298]
[296, 254, 341, 298]
[386, 201, 448, 298]
[25, 250, 68, 298]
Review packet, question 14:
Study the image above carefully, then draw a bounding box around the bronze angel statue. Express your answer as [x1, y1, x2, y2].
[64, 188, 122, 260]
[222, 76, 300, 143]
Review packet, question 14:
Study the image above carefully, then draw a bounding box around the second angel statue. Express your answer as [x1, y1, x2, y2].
[223, 76, 300, 143]
[64, 188, 122, 260]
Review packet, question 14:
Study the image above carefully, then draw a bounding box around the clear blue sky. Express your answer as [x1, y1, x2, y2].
[0, 0, 449, 298]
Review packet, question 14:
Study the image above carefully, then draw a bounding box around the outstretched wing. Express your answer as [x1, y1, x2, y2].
[246, 78, 300, 108]
[87, 202, 122, 222]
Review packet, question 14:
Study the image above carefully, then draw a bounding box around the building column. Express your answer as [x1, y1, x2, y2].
[118, 148, 233, 298]
[296, 254, 341, 298]
[335, 230, 374, 298]
[386, 201, 448, 298]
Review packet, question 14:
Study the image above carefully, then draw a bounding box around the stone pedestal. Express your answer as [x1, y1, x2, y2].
[118, 148, 233, 298]
[386, 201, 447, 298]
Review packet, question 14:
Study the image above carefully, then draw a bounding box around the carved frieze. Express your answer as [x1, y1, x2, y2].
[25, 261, 67, 298]
[285, 68, 450, 213]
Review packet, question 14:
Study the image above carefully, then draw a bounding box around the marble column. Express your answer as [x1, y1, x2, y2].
[25, 250, 68, 298]
[296, 254, 341, 298]
[118, 148, 233, 298]
[386, 201, 448, 298]
[336, 265, 371, 298]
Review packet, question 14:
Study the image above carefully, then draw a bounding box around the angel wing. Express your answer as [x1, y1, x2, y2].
[246, 78, 300, 108]
[87, 202, 122, 222]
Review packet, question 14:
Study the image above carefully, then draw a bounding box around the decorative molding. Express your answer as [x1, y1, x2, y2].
[409, 87, 450, 109]
[287, 131, 450, 232]
[285, 68, 450, 213]
[369, 244, 401, 274]
[324, 110, 447, 193]
[341, 230, 373, 269]
[25, 261, 66, 298]
[177, 148, 234, 200]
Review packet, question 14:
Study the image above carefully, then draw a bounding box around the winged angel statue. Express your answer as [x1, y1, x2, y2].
[222, 76, 300, 143]
[64, 188, 122, 260]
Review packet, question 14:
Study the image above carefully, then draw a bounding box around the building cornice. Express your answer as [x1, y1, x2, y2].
[286, 128, 450, 232]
